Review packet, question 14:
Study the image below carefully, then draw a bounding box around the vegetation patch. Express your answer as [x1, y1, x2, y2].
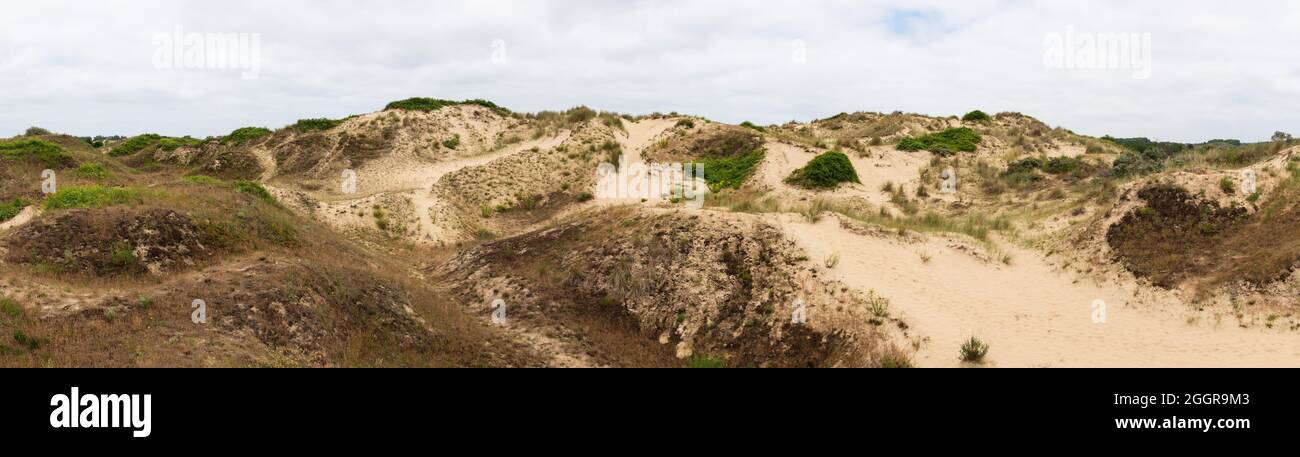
[290, 118, 344, 132]
[108, 134, 162, 157]
[234, 180, 277, 205]
[224, 127, 273, 144]
[700, 149, 765, 191]
[962, 110, 991, 122]
[785, 151, 861, 189]
[896, 128, 982, 155]
[384, 97, 510, 115]
[0, 198, 31, 223]
[75, 163, 109, 179]
[0, 139, 73, 166]
[43, 186, 143, 210]
[159, 136, 203, 151]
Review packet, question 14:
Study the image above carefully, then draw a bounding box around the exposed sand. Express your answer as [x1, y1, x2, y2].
[778, 214, 1300, 368]
[0, 205, 40, 232]
[756, 141, 931, 208]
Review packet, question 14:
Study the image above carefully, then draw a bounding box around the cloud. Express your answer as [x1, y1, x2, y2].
[0, 0, 1297, 142]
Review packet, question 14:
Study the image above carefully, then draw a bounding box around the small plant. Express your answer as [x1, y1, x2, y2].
[0, 198, 31, 223]
[479, 205, 494, 218]
[824, 252, 841, 269]
[739, 121, 766, 132]
[183, 174, 224, 186]
[576, 192, 595, 202]
[1, 298, 21, 318]
[1, 138, 73, 166]
[43, 186, 142, 210]
[76, 162, 109, 179]
[13, 330, 42, 351]
[961, 110, 991, 122]
[1219, 177, 1236, 194]
[24, 126, 51, 136]
[137, 296, 154, 309]
[442, 134, 461, 150]
[920, 253, 932, 264]
[896, 128, 982, 155]
[960, 336, 990, 363]
[291, 118, 344, 132]
[234, 180, 277, 204]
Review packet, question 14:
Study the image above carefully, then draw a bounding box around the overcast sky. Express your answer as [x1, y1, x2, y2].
[3, 0, 1298, 142]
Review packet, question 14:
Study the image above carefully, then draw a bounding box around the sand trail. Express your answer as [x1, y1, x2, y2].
[779, 215, 1300, 368]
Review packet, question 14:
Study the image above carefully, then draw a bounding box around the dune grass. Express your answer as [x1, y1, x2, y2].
[0, 198, 31, 222]
[0, 139, 72, 166]
[43, 186, 143, 210]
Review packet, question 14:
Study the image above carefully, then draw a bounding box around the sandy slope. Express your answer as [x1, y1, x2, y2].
[757, 141, 931, 208]
[778, 214, 1300, 368]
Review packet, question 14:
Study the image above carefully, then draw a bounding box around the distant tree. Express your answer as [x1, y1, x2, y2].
[24, 126, 51, 136]
[1272, 131, 1293, 142]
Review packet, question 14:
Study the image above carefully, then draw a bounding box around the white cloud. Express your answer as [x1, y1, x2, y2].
[1, 0, 1297, 142]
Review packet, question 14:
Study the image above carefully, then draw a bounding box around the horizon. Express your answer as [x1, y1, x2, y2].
[3, 0, 1299, 143]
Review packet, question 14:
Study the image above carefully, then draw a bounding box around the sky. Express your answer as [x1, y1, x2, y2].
[2, 0, 1299, 142]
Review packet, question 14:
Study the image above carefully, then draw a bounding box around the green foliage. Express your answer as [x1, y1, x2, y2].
[158, 136, 203, 151]
[0, 198, 31, 223]
[739, 121, 766, 132]
[75, 162, 109, 179]
[960, 336, 989, 363]
[234, 180, 277, 204]
[1219, 177, 1236, 194]
[108, 134, 162, 157]
[1043, 156, 1083, 175]
[1111, 152, 1164, 178]
[895, 128, 982, 155]
[384, 98, 511, 115]
[1004, 157, 1044, 175]
[785, 151, 861, 189]
[0, 298, 20, 318]
[442, 134, 461, 150]
[43, 186, 142, 209]
[701, 149, 765, 191]
[24, 126, 51, 136]
[576, 192, 594, 202]
[224, 127, 272, 144]
[13, 330, 42, 351]
[291, 118, 344, 132]
[0, 139, 73, 166]
[962, 110, 991, 122]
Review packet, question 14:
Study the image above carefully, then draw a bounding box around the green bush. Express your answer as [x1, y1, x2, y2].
[785, 151, 861, 189]
[1004, 157, 1044, 175]
[0, 298, 20, 318]
[1, 139, 73, 166]
[108, 134, 162, 157]
[224, 127, 272, 144]
[1111, 152, 1163, 178]
[960, 336, 989, 363]
[291, 118, 344, 132]
[739, 121, 766, 132]
[24, 126, 51, 136]
[234, 180, 276, 204]
[442, 134, 461, 150]
[701, 149, 765, 191]
[1043, 157, 1082, 175]
[962, 110, 991, 122]
[43, 186, 142, 209]
[0, 198, 31, 223]
[158, 136, 203, 151]
[384, 98, 511, 115]
[895, 128, 982, 155]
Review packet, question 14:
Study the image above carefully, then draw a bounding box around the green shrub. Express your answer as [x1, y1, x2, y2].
[75, 162, 109, 179]
[1219, 177, 1236, 194]
[108, 134, 162, 157]
[1111, 152, 1163, 178]
[1004, 157, 1044, 175]
[895, 128, 982, 155]
[13, 330, 42, 351]
[960, 336, 989, 363]
[24, 126, 51, 136]
[291, 118, 344, 132]
[739, 121, 766, 132]
[700, 149, 765, 191]
[1043, 156, 1083, 175]
[224, 127, 272, 144]
[576, 192, 594, 202]
[384, 98, 511, 115]
[785, 151, 861, 189]
[0, 198, 31, 223]
[962, 110, 991, 122]
[0, 139, 73, 166]
[43, 186, 142, 209]
[234, 180, 276, 204]
[158, 136, 202, 151]
[442, 134, 461, 150]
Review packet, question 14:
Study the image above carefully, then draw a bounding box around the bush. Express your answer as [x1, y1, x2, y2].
[1, 139, 73, 166]
[224, 127, 272, 144]
[0, 198, 31, 223]
[576, 192, 594, 202]
[1004, 157, 1044, 175]
[385, 98, 511, 115]
[1219, 177, 1236, 194]
[183, 174, 224, 186]
[0, 298, 20, 318]
[158, 136, 202, 151]
[785, 151, 861, 189]
[108, 134, 162, 157]
[895, 128, 982, 155]
[291, 118, 344, 132]
[442, 134, 461, 150]
[234, 180, 276, 204]
[1111, 152, 1163, 178]
[43, 186, 142, 209]
[24, 126, 51, 136]
[960, 336, 989, 363]
[701, 149, 765, 191]
[739, 121, 766, 132]
[1043, 156, 1082, 175]
[962, 110, 991, 122]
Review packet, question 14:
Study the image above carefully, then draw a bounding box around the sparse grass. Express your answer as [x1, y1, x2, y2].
[688, 353, 727, 368]
[183, 174, 224, 186]
[1219, 176, 1236, 194]
[43, 186, 143, 210]
[442, 134, 461, 150]
[0, 298, 21, 318]
[824, 252, 841, 269]
[959, 336, 989, 363]
[75, 162, 109, 179]
[0, 138, 73, 166]
[785, 151, 860, 189]
[739, 121, 766, 132]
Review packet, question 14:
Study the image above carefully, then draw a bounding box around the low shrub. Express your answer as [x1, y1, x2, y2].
[700, 149, 765, 191]
[785, 151, 861, 189]
[1, 139, 73, 166]
[108, 134, 162, 157]
[0, 198, 31, 223]
[962, 110, 991, 122]
[43, 186, 142, 209]
[895, 128, 982, 155]
[224, 127, 272, 144]
[960, 336, 989, 363]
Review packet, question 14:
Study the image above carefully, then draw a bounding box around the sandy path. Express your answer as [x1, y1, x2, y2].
[778, 215, 1300, 368]
[616, 118, 679, 163]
